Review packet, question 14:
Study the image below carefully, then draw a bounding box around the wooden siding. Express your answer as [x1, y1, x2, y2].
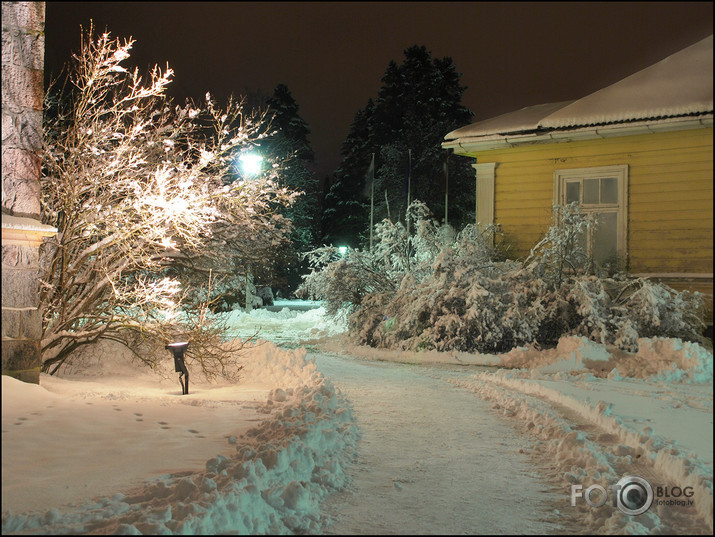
[463, 128, 713, 273]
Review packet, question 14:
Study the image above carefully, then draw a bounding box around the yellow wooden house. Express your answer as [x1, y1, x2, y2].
[443, 35, 713, 323]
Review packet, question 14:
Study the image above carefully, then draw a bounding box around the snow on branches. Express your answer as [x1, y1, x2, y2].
[39, 25, 297, 375]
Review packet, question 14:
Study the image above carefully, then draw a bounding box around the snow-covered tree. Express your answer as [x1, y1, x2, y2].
[525, 203, 595, 287]
[39, 26, 298, 375]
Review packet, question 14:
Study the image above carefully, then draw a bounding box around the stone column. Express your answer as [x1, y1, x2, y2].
[2, 1, 55, 383]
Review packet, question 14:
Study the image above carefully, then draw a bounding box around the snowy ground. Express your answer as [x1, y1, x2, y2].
[2, 301, 713, 534]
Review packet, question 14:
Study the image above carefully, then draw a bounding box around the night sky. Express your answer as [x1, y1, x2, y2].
[44, 2, 713, 179]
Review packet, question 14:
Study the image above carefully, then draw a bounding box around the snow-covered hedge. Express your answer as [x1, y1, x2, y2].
[299, 202, 706, 353]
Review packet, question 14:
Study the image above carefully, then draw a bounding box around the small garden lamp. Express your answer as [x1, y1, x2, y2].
[165, 341, 189, 395]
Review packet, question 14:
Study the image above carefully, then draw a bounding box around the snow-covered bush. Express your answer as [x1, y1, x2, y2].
[39, 26, 297, 376]
[612, 277, 705, 347]
[351, 257, 535, 352]
[312, 201, 706, 354]
[525, 203, 594, 286]
[298, 201, 456, 314]
[297, 246, 397, 317]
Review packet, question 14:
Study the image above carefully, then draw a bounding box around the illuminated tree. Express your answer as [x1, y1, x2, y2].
[39, 26, 297, 376]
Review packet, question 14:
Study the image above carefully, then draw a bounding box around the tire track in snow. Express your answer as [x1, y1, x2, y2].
[446, 372, 712, 535]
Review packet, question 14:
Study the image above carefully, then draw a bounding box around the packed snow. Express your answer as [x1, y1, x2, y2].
[2, 302, 713, 534]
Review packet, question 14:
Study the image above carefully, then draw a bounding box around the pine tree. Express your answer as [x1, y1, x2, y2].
[321, 99, 376, 247]
[263, 84, 321, 290]
[323, 45, 475, 246]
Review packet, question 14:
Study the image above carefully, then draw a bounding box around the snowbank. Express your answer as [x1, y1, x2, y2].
[323, 331, 713, 383]
[2, 339, 359, 534]
[500, 335, 714, 383]
[222, 306, 348, 345]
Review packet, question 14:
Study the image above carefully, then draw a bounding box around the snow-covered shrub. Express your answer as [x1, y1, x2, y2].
[349, 233, 526, 353]
[297, 246, 397, 316]
[526, 203, 594, 286]
[565, 276, 613, 345]
[297, 201, 467, 314]
[305, 200, 706, 354]
[613, 277, 705, 344]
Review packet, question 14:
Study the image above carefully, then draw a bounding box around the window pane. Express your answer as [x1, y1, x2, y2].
[601, 177, 618, 204]
[593, 212, 618, 266]
[566, 182, 580, 203]
[583, 178, 600, 204]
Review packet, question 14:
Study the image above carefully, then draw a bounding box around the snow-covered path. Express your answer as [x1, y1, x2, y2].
[312, 352, 564, 534]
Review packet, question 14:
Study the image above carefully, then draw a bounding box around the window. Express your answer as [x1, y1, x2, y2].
[554, 165, 628, 269]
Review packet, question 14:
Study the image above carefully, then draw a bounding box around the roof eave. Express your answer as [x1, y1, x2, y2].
[443, 114, 713, 155]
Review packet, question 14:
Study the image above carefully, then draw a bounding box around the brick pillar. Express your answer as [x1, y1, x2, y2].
[2, 1, 54, 383]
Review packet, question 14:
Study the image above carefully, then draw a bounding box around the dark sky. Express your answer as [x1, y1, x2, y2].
[44, 2, 713, 179]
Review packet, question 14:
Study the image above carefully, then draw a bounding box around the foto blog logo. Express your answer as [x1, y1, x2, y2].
[571, 475, 654, 516]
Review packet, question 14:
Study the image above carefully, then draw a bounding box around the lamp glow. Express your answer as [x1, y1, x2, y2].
[238, 152, 263, 177]
[337, 246, 348, 257]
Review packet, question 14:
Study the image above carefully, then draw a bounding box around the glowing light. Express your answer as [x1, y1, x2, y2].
[238, 151, 263, 177]
[337, 245, 348, 257]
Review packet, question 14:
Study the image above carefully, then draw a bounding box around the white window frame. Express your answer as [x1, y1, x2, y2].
[473, 162, 496, 228]
[553, 165, 628, 265]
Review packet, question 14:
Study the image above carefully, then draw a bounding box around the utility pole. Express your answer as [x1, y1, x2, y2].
[444, 157, 449, 226]
[406, 149, 412, 273]
[406, 149, 411, 236]
[368, 153, 375, 251]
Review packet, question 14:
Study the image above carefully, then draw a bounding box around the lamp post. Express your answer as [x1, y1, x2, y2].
[236, 150, 263, 313]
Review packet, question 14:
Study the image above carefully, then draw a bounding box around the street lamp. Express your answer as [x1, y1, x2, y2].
[237, 151, 263, 178]
[236, 150, 263, 312]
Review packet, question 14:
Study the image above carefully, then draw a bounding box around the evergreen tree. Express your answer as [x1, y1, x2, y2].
[262, 84, 321, 291]
[321, 99, 376, 247]
[323, 45, 475, 246]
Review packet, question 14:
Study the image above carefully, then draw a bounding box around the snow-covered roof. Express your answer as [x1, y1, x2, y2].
[446, 101, 575, 138]
[445, 34, 713, 143]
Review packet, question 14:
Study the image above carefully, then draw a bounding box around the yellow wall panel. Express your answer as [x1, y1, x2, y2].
[466, 128, 713, 283]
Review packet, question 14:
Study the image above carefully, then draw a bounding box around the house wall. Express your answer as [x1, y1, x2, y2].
[464, 127, 713, 314]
